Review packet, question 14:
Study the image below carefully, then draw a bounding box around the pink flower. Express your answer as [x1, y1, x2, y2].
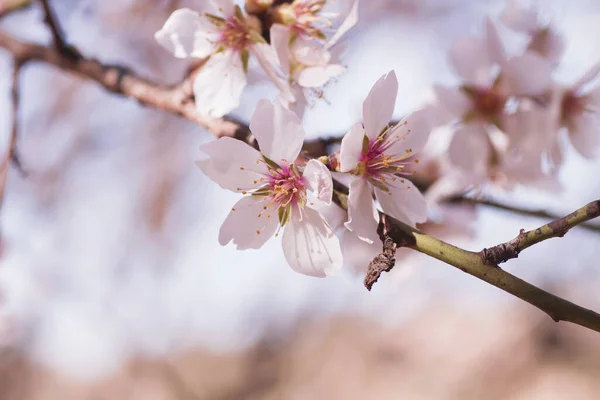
[197, 99, 342, 277]
[558, 62, 600, 159]
[155, 2, 292, 118]
[339, 71, 430, 243]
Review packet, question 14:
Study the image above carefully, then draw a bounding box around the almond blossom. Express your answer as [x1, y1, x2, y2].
[339, 71, 430, 244]
[155, 2, 292, 118]
[196, 99, 342, 277]
[269, 0, 359, 113]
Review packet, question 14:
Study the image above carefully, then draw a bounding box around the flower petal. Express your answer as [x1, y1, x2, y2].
[270, 24, 291, 74]
[485, 17, 506, 64]
[386, 108, 432, 158]
[363, 71, 398, 139]
[196, 137, 268, 192]
[342, 229, 381, 276]
[297, 65, 345, 88]
[327, 0, 359, 49]
[448, 123, 492, 176]
[450, 37, 493, 85]
[500, 1, 539, 33]
[249, 99, 304, 163]
[303, 159, 333, 204]
[573, 61, 600, 91]
[339, 123, 365, 172]
[251, 43, 295, 103]
[209, 0, 235, 16]
[502, 53, 552, 96]
[433, 85, 472, 120]
[344, 177, 379, 244]
[154, 8, 216, 59]
[568, 112, 600, 159]
[282, 207, 343, 277]
[193, 50, 247, 117]
[279, 83, 307, 117]
[375, 179, 427, 227]
[218, 196, 279, 250]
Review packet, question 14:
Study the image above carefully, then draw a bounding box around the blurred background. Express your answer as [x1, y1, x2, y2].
[0, 0, 600, 398]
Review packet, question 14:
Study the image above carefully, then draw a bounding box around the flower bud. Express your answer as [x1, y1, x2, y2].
[245, 0, 273, 15]
[272, 4, 297, 26]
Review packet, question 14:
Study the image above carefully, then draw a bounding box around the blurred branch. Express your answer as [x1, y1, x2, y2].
[0, 14, 599, 335]
[37, 0, 81, 60]
[0, 0, 32, 18]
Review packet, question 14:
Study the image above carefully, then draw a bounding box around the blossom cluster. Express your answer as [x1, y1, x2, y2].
[154, 1, 600, 277]
[429, 2, 600, 196]
[155, 0, 358, 118]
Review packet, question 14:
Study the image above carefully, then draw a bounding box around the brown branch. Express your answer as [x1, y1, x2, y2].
[480, 200, 600, 265]
[36, 0, 81, 60]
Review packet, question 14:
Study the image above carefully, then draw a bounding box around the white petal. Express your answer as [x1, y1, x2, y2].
[485, 17, 506, 64]
[433, 85, 471, 119]
[375, 181, 427, 227]
[327, 0, 359, 49]
[500, 1, 539, 33]
[303, 159, 333, 204]
[251, 43, 295, 103]
[282, 207, 343, 277]
[573, 61, 600, 91]
[270, 24, 291, 74]
[297, 65, 345, 88]
[279, 83, 307, 118]
[528, 26, 564, 65]
[363, 71, 398, 139]
[249, 99, 304, 163]
[568, 112, 600, 159]
[344, 178, 379, 244]
[196, 137, 268, 192]
[386, 108, 432, 158]
[154, 8, 216, 59]
[218, 196, 279, 250]
[292, 39, 331, 66]
[193, 50, 247, 117]
[502, 53, 552, 96]
[342, 229, 381, 276]
[339, 123, 365, 172]
[450, 37, 493, 85]
[586, 86, 600, 111]
[209, 0, 235, 16]
[448, 124, 492, 176]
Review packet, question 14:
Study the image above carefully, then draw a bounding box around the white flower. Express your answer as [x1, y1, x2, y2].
[339, 71, 430, 243]
[155, 3, 292, 117]
[196, 99, 342, 277]
[559, 62, 600, 158]
[500, 0, 564, 65]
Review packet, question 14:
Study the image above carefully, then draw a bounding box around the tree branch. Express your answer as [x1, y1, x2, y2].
[0, 19, 599, 334]
[37, 0, 81, 60]
[479, 200, 600, 265]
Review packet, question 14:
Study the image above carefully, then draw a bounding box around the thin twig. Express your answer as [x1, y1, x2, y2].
[479, 200, 600, 265]
[37, 0, 81, 59]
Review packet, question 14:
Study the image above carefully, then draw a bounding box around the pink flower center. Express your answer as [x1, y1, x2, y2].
[217, 17, 253, 50]
[561, 90, 585, 122]
[279, 0, 329, 40]
[357, 127, 417, 191]
[462, 86, 506, 122]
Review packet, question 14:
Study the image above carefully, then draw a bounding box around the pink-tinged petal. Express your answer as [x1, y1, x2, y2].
[270, 24, 291, 74]
[433, 85, 471, 119]
[342, 229, 380, 276]
[196, 137, 268, 192]
[500, 1, 539, 33]
[375, 181, 427, 227]
[450, 37, 493, 85]
[502, 53, 552, 96]
[250, 43, 295, 103]
[327, 0, 359, 49]
[573, 61, 600, 92]
[386, 108, 432, 158]
[282, 207, 343, 277]
[345, 178, 379, 244]
[297, 65, 345, 88]
[363, 71, 398, 139]
[303, 159, 333, 204]
[249, 99, 304, 163]
[485, 17, 506, 64]
[339, 123, 365, 172]
[292, 39, 331, 66]
[154, 8, 216, 59]
[448, 124, 492, 175]
[528, 26, 564, 65]
[279, 83, 307, 117]
[218, 196, 279, 250]
[193, 50, 247, 117]
[568, 112, 600, 159]
[586, 86, 600, 111]
[209, 0, 235, 16]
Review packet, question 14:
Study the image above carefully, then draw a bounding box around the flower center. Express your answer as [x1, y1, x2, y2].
[276, 0, 330, 40]
[206, 8, 260, 52]
[356, 127, 416, 191]
[561, 90, 585, 122]
[462, 86, 506, 122]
